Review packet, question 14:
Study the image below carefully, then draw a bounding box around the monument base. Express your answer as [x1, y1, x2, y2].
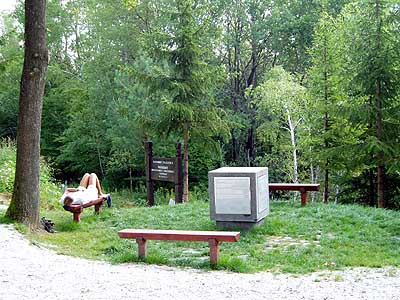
[216, 219, 265, 231]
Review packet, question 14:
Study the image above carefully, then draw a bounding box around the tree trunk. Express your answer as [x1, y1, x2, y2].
[369, 168, 375, 206]
[324, 113, 329, 203]
[183, 131, 189, 202]
[377, 78, 384, 208]
[246, 126, 255, 167]
[6, 0, 48, 229]
[323, 35, 330, 203]
[375, 0, 384, 208]
[244, 29, 259, 167]
[310, 163, 316, 202]
[335, 185, 340, 204]
[74, 19, 81, 61]
[229, 16, 242, 163]
[129, 166, 133, 193]
[231, 132, 238, 162]
[96, 135, 104, 176]
[287, 109, 298, 183]
[324, 168, 329, 203]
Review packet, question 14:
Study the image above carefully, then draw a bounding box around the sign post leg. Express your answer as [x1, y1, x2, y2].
[175, 142, 183, 203]
[145, 141, 155, 206]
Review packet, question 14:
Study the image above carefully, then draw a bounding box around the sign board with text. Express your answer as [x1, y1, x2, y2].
[145, 141, 183, 206]
[151, 157, 176, 182]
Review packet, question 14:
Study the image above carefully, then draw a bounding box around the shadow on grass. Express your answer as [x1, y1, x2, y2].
[55, 219, 81, 232]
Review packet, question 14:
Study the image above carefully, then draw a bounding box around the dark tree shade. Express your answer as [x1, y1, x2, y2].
[6, 0, 48, 228]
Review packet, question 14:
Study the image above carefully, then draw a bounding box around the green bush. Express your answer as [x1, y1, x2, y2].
[0, 139, 16, 193]
[0, 139, 61, 210]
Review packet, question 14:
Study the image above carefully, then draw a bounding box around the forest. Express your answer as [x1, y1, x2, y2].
[0, 0, 399, 208]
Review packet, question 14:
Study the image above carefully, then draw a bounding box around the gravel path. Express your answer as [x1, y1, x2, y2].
[0, 223, 399, 300]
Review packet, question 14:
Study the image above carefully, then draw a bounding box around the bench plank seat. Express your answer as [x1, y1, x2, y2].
[118, 229, 240, 242]
[269, 183, 320, 206]
[118, 229, 240, 265]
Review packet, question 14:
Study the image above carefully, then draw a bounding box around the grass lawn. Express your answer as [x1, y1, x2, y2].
[1, 200, 399, 273]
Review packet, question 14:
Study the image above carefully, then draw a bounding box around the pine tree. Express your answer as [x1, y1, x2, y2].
[137, 0, 228, 202]
[307, 13, 352, 203]
[341, 1, 400, 207]
[313, 1, 400, 207]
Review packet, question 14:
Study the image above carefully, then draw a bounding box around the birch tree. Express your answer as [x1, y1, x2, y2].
[254, 67, 307, 183]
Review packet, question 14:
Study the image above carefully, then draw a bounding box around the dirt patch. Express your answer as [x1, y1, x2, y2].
[266, 235, 320, 251]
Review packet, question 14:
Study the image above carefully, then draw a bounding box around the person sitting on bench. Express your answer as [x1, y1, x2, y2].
[60, 173, 111, 207]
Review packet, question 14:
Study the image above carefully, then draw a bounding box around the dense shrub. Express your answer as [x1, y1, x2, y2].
[0, 139, 62, 210]
[0, 139, 15, 193]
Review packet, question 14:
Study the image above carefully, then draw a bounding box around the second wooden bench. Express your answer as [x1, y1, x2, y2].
[269, 183, 320, 206]
[118, 229, 240, 265]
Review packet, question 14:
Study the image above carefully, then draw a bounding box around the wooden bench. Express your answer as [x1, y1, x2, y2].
[118, 229, 240, 265]
[269, 183, 320, 206]
[63, 197, 107, 222]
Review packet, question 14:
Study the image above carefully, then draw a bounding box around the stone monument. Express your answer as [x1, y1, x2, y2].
[208, 167, 269, 230]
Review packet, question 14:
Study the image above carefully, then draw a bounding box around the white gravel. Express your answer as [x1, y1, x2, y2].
[0, 223, 399, 300]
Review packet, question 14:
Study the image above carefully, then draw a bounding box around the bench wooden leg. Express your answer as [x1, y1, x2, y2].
[73, 212, 81, 222]
[208, 239, 221, 265]
[72, 206, 83, 222]
[136, 238, 148, 259]
[300, 188, 307, 206]
[94, 202, 103, 214]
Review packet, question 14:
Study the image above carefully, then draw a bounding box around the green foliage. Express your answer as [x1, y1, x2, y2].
[1, 0, 399, 208]
[16, 201, 400, 273]
[306, 12, 356, 200]
[0, 140, 61, 210]
[306, 1, 400, 206]
[39, 162, 63, 211]
[0, 17, 23, 139]
[254, 67, 308, 183]
[140, 0, 229, 138]
[0, 139, 15, 192]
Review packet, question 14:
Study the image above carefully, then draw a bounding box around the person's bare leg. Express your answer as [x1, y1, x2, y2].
[90, 174, 110, 208]
[79, 173, 90, 188]
[89, 173, 104, 196]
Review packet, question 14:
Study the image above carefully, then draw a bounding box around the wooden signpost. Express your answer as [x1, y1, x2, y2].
[145, 141, 183, 206]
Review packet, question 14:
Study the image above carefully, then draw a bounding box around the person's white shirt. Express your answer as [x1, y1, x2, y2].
[60, 185, 98, 205]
